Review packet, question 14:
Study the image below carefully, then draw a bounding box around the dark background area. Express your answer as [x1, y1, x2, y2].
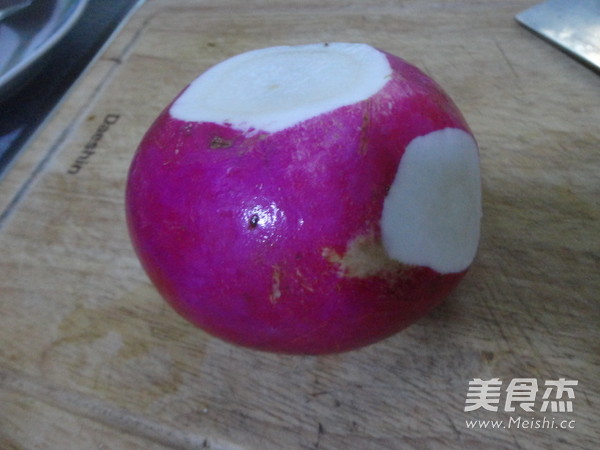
[0, 0, 143, 180]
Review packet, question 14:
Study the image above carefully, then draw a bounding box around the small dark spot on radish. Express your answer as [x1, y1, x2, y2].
[210, 136, 233, 149]
[248, 214, 260, 229]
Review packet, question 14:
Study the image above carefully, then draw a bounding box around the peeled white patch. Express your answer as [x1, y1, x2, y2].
[170, 43, 392, 133]
[381, 128, 482, 274]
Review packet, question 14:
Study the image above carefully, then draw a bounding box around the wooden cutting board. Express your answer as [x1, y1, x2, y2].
[1, 1, 598, 448]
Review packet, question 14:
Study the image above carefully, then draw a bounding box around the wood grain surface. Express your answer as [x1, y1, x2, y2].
[1, 0, 599, 448]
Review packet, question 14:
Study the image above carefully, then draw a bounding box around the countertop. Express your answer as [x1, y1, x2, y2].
[1, 1, 599, 448]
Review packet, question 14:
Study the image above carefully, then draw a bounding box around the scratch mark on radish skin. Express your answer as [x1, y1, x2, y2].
[270, 265, 282, 304]
[322, 232, 412, 278]
[209, 136, 233, 149]
[295, 268, 315, 293]
[358, 102, 372, 155]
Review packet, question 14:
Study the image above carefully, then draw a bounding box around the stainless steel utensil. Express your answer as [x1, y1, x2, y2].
[0, 0, 33, 21]
[516, 0, 600, 73]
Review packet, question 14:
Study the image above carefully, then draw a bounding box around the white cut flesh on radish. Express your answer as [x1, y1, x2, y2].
[381, 128, 482, 274]
[170, 43, 392, 133]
